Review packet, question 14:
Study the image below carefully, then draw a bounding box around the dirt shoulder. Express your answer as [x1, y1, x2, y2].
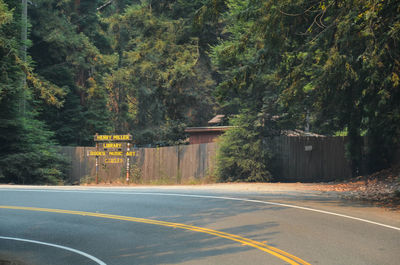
[308, 167, 400, 210]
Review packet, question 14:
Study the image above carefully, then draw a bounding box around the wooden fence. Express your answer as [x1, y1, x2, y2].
[272, 136, 352, 182]
[61, 136, 353, 184]
[60, 143, 217, 184]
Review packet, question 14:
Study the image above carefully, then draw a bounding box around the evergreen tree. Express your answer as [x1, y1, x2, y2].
[104, 2, 217, 145]
[211, 0, 284, 181]
[213, 0, 400, 178]
[216, 111, 276, 182]
[277, 0, 400, 173]
[28, 0, 113, 145]
[0, 0, 67, 184]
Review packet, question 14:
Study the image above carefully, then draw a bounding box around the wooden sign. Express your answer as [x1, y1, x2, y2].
[109, 151, 123, 156]
[94, 134, 132, 141]
[88, 151, 106, 156]
[103, 143, 123, 149]
[104, 158, 124, 164]
[88, 151, 138, 157]
[90, 133, 137, 183]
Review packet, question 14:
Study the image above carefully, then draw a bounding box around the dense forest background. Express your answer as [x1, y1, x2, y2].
[0, 0, 399, 184]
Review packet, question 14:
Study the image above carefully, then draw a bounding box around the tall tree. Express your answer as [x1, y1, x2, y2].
[104, 2, 217, 145]
[28, 0, 113, 145]
[211, 0, 285, 181]
[278, 0, 400, 173]
[212, 0, 400, 179]
[0, 0, 67, 184]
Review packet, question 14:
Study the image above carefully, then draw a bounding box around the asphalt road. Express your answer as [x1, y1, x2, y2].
[0, 185, 399, 265]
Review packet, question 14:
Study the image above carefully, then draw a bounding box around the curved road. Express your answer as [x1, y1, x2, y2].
[0, 185, 399, 265]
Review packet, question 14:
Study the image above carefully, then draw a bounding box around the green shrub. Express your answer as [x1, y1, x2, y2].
[216, 111, 275, 182]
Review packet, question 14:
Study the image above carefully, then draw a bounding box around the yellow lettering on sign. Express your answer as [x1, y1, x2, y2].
[126, 151, 137, 157]
[105, 158, 124, 163]
[103, 143, 122, 148]
[88, 151, 106, 156]
[112, 135, 131, 140]
[109, 151, 123, 156]
[95, 134, 132, 141]
[97, 135, 111, 140]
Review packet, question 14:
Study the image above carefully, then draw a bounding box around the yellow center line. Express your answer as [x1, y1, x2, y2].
[0, 206, 311, 265]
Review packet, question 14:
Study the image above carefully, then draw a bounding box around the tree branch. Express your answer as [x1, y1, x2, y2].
[279, 4, 317, 17]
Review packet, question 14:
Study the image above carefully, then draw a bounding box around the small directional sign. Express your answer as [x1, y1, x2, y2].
[103, 143, 123, 149]
[94, 134, 132, 141]
[104, 158, 124, 164]
[88, 151, 106, 156]
[109, 151, 123, 156]
[88, 151, 138, 157]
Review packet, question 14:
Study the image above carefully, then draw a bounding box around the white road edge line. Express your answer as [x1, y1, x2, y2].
[1, 188, 400, 232]
[0, 236, 107, 265]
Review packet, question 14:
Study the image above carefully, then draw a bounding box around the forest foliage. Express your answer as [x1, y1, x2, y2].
[0, 0, 399, 183]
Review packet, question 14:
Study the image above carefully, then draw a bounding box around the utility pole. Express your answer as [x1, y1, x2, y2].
[20, 0, 27, 116]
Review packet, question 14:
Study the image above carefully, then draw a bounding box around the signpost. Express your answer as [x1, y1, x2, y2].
[89, 133, 138, 184]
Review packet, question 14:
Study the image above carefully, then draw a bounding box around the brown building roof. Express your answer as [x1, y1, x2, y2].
[185, 126, 232, 133]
